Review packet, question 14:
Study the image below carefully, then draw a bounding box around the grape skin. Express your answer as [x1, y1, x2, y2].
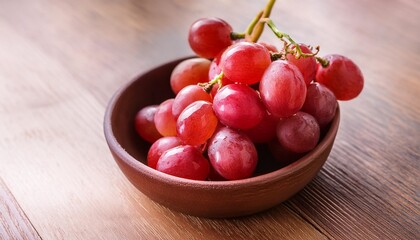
[156, 145, 210, 180]
[188, 18, 233, 59]
[154, 99, 177, 137]
[172, 85, 212, 119]
[134, 105, 162, 143]
[301, 82, 337, 128]
[213, 84, 265, 130]
[147, 136, 182, 169]
[276, 112, 320, 153]
[170, 58, 211, 94]
[220, 42, 271, 85]
[260, 60, 307, 118]
[316, 54, 364, 100]
[208, 126, 258, 180]
[176, 100, 218, 145]
[286, 43, 317, 86]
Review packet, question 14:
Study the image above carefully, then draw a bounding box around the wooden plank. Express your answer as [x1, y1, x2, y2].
[0, 178, 41, 240]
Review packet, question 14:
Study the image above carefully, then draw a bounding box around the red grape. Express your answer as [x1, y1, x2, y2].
[259, 60, 307, 118]
[213, 84, 265, 130]
[316, 54, 364, 100]
[220, 42, 271, 85]
[170, 58, 211, 94]
[156, 145, 210, 180]
[147, 136, 182, 169]
[286, 44, 317, 86]
[276, 112, 320, 153]
[154, 99, 177, 137]
[243, 111, 279, 143]
[188, 18, 233, 59]
[301, 82, 337, 128]
[134, 105, 162, 143]
[207, 126, 258, 180]
[172, 85, 212, 119]
[177, 100, 218, 145]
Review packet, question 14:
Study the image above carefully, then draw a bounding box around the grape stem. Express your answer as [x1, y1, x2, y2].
[245, 10, 264, 38]
[248, 0, 276, 42]
[230, 32, 245, 40]
[316, 56, 330, 67]
[260, 18, 329, 66]
[199, 72, 224, 93]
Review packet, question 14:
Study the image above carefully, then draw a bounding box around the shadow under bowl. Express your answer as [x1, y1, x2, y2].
[104, 57, 340, 218]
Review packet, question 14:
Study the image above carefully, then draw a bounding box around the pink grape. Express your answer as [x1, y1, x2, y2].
[170, 58, 211, 94]
[301, 82, 337, 127]
[134, 105, 162, 143]
[156, 145, 210, 180]
[276, 112, 320, 153]
[154, 99, 177, 136]
[316, 54, 364, 100]
[188, 18, 233, 59]
[259, 60, 307, 118]
[213, 84, 265, 130]
[207, 126, 258, 180]
[172, 85, 212, 119]
[286, 44, 317, 86]
[147, 136, 182, 169]
[177, 101, 218, 145]
[220, 42, 271, 85]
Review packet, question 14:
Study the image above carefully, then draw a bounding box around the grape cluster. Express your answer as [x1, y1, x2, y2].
[134, 2, 363, 181]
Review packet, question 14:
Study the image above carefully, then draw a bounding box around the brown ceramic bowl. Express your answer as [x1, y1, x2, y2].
[104, 57, 340, 218]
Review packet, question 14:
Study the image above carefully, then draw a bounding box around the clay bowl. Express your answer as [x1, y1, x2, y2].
[104, 57, 340, 218]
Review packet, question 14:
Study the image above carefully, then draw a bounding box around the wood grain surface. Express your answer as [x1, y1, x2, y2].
[0, 0, 419, 239]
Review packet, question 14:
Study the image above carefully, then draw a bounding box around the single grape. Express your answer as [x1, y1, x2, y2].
[134, 105, 162, 143]
[276, 112, 320, 153]
[172, 85, 212, 119]
[286, 43, 317, 86]
[301, 82, 337, 128]
[259, 60, 307, 118]
[220, 42, 271, 85]
[207, 126, 258, 180]
[170, 58, 211, 94]
[243, 111, 279, 143]
[147, 136, 182, 169]
[156, 145, 210, 180]
[177, 100, 218, 145]
[188, 18, 233, 59]
[154, 99, 177, 137]
[316, 54, 364, 100]
[213, 84, 265, 130]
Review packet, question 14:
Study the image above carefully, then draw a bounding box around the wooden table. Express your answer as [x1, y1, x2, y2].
[1, 0, 419, 239]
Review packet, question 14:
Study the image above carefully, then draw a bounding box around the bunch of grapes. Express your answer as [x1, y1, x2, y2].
[134, 0, 363, 181]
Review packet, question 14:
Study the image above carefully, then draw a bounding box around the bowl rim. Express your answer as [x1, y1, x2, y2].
[104, 58, 340, 190]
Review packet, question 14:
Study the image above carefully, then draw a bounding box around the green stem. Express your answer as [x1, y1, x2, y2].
[230, 32, 245, 40]
[199, 72, 224, 93]
[249, 0, 276, 42]
[316, 56, 330, 67]
[262, 18, 319, 59]
[245, 10, 264, 37]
